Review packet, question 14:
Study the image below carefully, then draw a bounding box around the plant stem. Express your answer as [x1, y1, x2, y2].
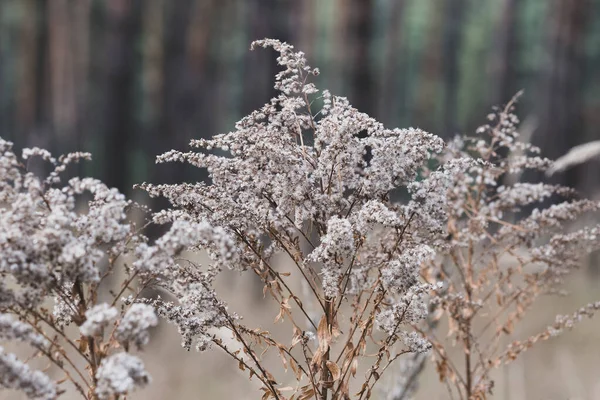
[320, 298, 332, 400]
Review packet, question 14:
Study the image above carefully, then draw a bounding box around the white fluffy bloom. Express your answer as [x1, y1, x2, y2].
[376, 283, 438, 337]
[381, 245, 435, 294]
[0, 347, 56, 400]
[80, 303, 118, 337]
[133, 219, 238, 275]
[408, 158, 485, 236]
[95, 353, 150, 399]
[308, 217, 355, 298]
[353, 200, 404, 233]
[0, 314, 48, 349]
[148, 277, 231, 352]
[115, 304, 158, 349]
[0, 140, 133, 309]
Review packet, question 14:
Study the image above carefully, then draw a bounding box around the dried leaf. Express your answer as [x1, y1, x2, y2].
[332, 319, 342, 338]
[277, 345, 288, 370]
[261, 389, 272, 400]
[371, 370, 380, 381]
[342, 341, 354, 362]
[326, 360, 341, 381]
[317, 315, 331, 355]
[78, 338, 88, 353]
[266, 370, 277, 385]
[298, 385, 315, 400]
[290, 357, 302, 381]
[350, 359, 358, 377]
[310, 347, 324, 368]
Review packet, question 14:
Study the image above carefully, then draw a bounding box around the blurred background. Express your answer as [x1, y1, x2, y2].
[1, 0, 599, 197]
[2, 1, 600, 399]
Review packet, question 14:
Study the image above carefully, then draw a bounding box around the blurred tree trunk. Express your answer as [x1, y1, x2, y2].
[103, 0, 142, 193]
[146, 0, 217, 240]
[415, 3, 443, 134]
[536, 0, 589, 190]
[491, 0, 519, 107]
[48, 0, 77, 154]
[72, 0, 92, 159]
[380, 0, 406, 125]
[34, 0, 52, 149]
[16, 0, 38, 149]
[490, 0, 520, 189]
[157, 0, 218, 180]
[333, 0, 349, 96]
[139, 0, 164, 186]
[159, 0, 195, 176]
[441, 0, 465, 138]
[15, 0, 52, 151]
[0, 4, 4, 139]
[142, 0, 195, 240]
[293, 0, 314, 57]
[348, 0, 374, 117]
[242, 0, 290, 114]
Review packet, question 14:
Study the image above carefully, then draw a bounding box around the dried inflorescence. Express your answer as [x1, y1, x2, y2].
[0, 314, 49, 349]
[115, 303, 158, 350]
[417, 94, 600, 399]
[95, 353, 150, 400]
[138, 39, 448, 399]
[0, 139, 159, 399]
[79, 304, 119, 338]
[0, 347, 57, 400]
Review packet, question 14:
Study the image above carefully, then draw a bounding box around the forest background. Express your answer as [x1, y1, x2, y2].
[2, 0, 598, 197]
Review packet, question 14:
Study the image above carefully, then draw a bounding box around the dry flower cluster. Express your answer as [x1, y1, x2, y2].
[0, 40, 598, 400]
[413, 95, 600, 399]
[0, 139, 157, 399]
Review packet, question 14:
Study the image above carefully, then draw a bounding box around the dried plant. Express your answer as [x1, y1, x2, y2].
[137, 39, 447, 400]
[0, 140, 157, 399]
[413, 95, 600, 399]
[1, 40, 600, 400]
